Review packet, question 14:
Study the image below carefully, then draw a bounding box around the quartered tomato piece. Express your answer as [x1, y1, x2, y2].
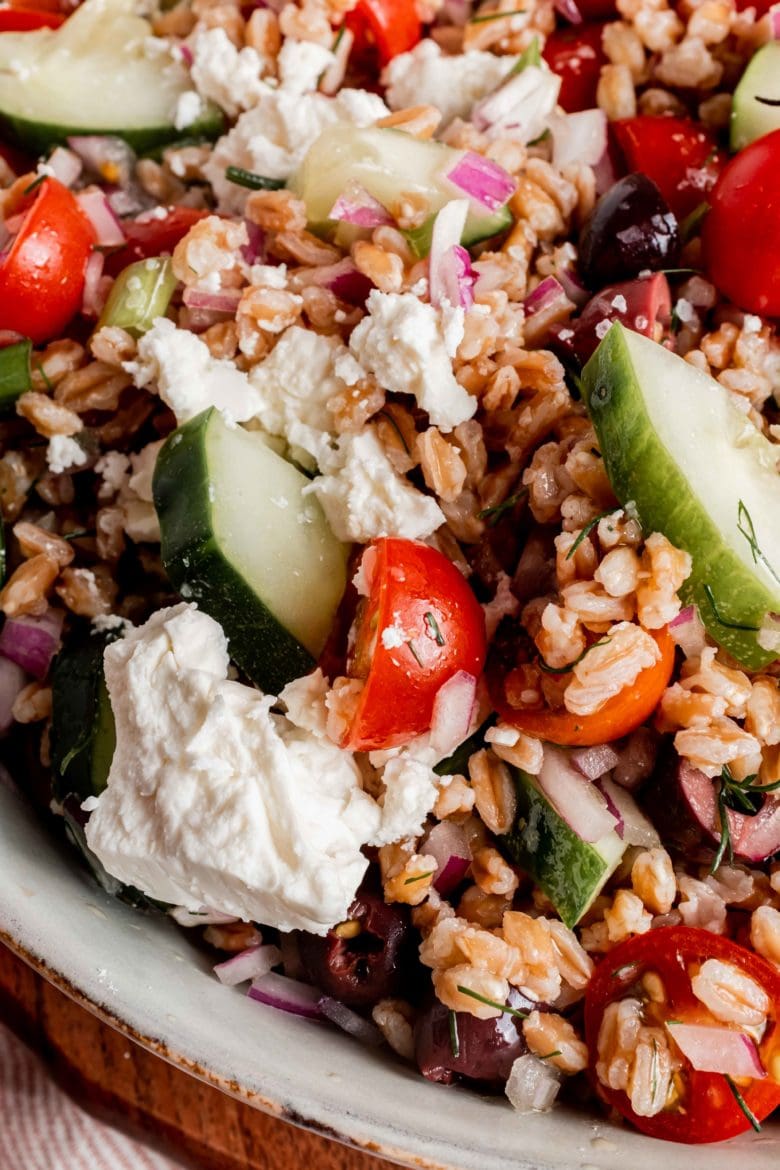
[346, 0, 422, 66]
[0, 177, 95, 344]
[585, 927, 780, 1142]
[612, 115, 725, 219]
[543, 23, 607, 113]
[0, 6, 65, 29]
[103, 206, 211, 276]
[342, 538, 487, 752]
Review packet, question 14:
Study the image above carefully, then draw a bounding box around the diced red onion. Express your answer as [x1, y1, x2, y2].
[213, 943, 280, 987]
[523, 275, 570, 318]
[248, 971, 323, 1018]
[444, 151, 516, 212]
[598, 777, 660, 848]
[666, 1022, 765, 1079]
[320, 26, 354, 96]
[558, 266, 589, 308]
[669, 604, 708, 659]
[538, 746, 618, 842]
[429, 670, 477, 756]
[47, 146, 82, 188]
[770, 3, 780, 37]
[170, 906, 238, 927]
[570, 743, 620, 781]
[81, 251, 108, 319]
[679, 759, 780, 863]
[305, 257, 373, 306]
[424, 820, 472, 894]
[182, 287, 243, 312]
[0, 608, 63, 680]
[241, 220, 266, 266]
[472, 67, 560, 144]
[549, 109, 607, 170]
[611, 727, 659, 791]
[553, 0, 582, 21]
[592, 144, 617, 197]
[329, 181, 394, 228]
[0, 657, 27, 736]
[429, 198, 468, 308]
[318, 997, 384, 1046]
[75, 189, 126, 246]
[440, 0, 473, 23]
[177, 42, 194, 66]
[0, 331, 25, 348]
[505, 1054, 561, 1114]
[68, 135, 136, 189]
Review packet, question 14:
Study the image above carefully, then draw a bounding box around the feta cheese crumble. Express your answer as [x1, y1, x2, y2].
[173, 89, 204, 131]
[277, 38, 335, 94]
[382, 40, 510, 126]
[349, 291, 475, 432]
[190, 27, 268, 118]
[46, 435, 88, 476]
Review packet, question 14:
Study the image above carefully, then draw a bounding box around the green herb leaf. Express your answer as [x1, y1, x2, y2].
[737, 499, 780, 586]
[478, 488, 528, 525]
[725, 1075, 762, 1133]
[225, 166, 285, 191]
[62, 529, 93, 542]
[709, 779, 733, 875]
[756, 95, 780, 106]
[565, 509, 616, 560]
[23, 172, 46, 196]
[470, 7, 525, 22]
[404, 870, 435, 885]
[377, 409, 411, 455]
[34, 362, 54, 394]
[406, 640, 424, 668]
[449, 1010, 460, 1058]
[509, 34, 541, 73]
[455, 985, 528, 1019]
[702, 584, 759, 632]
[537, 637, 611, 676]
[537, 1050, 562, 1061]
[424, 611, 445, 646]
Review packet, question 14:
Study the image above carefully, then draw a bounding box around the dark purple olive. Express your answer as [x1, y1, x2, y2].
[414, 989, 537, 1087]
[295, 890, 413, 1008]
[578, 174, 680, 290]
[550, 273, 671, 368]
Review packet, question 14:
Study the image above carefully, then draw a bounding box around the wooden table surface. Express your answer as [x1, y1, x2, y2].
[0, 941, 395, 1170]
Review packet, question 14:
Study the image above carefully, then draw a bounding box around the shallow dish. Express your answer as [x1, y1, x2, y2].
[1, 779, 779, 1170]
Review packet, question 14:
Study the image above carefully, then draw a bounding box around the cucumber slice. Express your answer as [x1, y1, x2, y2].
[582, 324, 780, 669]
[293, 125, 511, 255]
[153, 408, 350, 695]
[501, 769, 625, 927]
[0, 338, 32, 411]
[50, 631, 119, 805]
[0, 0, 224, 154]
[731, 43, 780, 152]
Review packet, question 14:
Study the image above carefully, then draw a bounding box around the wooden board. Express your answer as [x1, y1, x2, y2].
[0, 942, 394, 1170]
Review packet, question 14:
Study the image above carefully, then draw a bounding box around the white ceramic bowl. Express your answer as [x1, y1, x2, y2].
[2, 778, 780, 1170]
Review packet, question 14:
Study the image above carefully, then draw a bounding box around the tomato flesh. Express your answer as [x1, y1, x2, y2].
[543, 24, 607, 113]
[0, 178, 95, 344]
[0, 6, 65, 29]
[342, 539, 487, 752]
[702, 128, 780, 318]
[103, 206, 211, 276]
[612, 115, 724, 220]
[346, 0, 422, 66]
[585, 927, 780, 1143]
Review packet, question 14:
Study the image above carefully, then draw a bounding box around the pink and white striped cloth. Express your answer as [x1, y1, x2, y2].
[0, 1021, 184, 1170]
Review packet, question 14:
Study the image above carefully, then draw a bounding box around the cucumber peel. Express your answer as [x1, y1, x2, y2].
[582, 324, 780, 669]
[731, 42, 780, 152]
[153, 408, 350, 696]
[50, 630, 119, 805]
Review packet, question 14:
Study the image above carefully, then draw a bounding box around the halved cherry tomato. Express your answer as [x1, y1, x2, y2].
[103, 206, 211, 276]
[702, 128, 780, 317]
[585, 927, 780, 1143]
[0, 5, 64, 28]
[543, 24, 607, 113]
[345, 0, 422, 67]
[612, 115, 725, 220]
[491, 625, 675, 746]
[0, 177, 95, 344]
[342, 538, 487, 752]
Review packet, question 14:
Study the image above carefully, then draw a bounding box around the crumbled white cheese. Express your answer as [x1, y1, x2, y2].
[127, 318, 261, 425]
[247, 326, 361, 465]
[119, 440, 163, 544]
[382, 40, 510, 126]
[95, 450, 131, 500]
[277, 38, 334, 94]
[308, 430, 445, 543]
[674, 297, 695, 324]
[91, 613, 133, 636]
[381, 624, 406, 650]
[190, 27, 268, 118]
[173, 89, 204, 131]
[46, 435, 88, 476]
[246, 263, 289, 289]
[86, 609, 439, 932]
[203, 87, 389, 215]
[349, 290, 474, 432]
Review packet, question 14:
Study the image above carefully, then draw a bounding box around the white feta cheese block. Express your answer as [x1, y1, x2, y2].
[349, 290, 474, 432]
[382, 40, 510, 126]
[190, 26, 268, 118]
[203, 87, 389, 216]
[367, 757, 440, 847]
[307, 430, 445, 543]
[85, 605, 383, 934]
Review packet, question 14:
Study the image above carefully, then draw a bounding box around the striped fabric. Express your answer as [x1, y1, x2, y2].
[0, 1021, 183, 1170]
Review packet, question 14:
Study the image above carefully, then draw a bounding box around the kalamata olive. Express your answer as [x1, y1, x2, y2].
[415, 989, 537, 1087]
[578, 174, 680, 290]
[550, 273, 671, 368]
[295, 889, 414, 1008]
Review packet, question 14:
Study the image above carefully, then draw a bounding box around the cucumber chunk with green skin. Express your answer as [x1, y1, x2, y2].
[731, 42, 780, 152]
[50, 632, 119, 805]
[0, 339, 32, 411]
[582, 324, 780, 669]
[98, 258, 177, 338]
[293, 125, 512, 256]
[501, 769, 626, 928]
[0, 0, 224, 155]
[153, 408, 350, 696]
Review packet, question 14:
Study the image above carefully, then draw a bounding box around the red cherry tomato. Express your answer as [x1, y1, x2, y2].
[543, 23, 607, 112]
[585, 927, 780, 1143]
[612, 115, 725, 220]
[0, 6, 65, 29]
[0, 177, 95, 344]
[103, 206, 211, 276]
[702, 128, 780, 317]
[345, 0, 422, 66]
[575, 0, 617, 19]
[342, 538, 487, 752]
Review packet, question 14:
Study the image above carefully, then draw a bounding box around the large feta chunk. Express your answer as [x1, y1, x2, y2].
[85, 605, 382, 934]
[307, 429, 445, 542]
[277, 38, 335, 94]
[127, 318, 261, 425]
[349, 290, 474, 431]
[382, 40, 510, 126]
[203, 87, 389, 215]
[190, 26, 268, 118]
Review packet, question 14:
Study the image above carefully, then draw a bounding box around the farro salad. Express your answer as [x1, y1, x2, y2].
[1, 0, 780, 1145]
